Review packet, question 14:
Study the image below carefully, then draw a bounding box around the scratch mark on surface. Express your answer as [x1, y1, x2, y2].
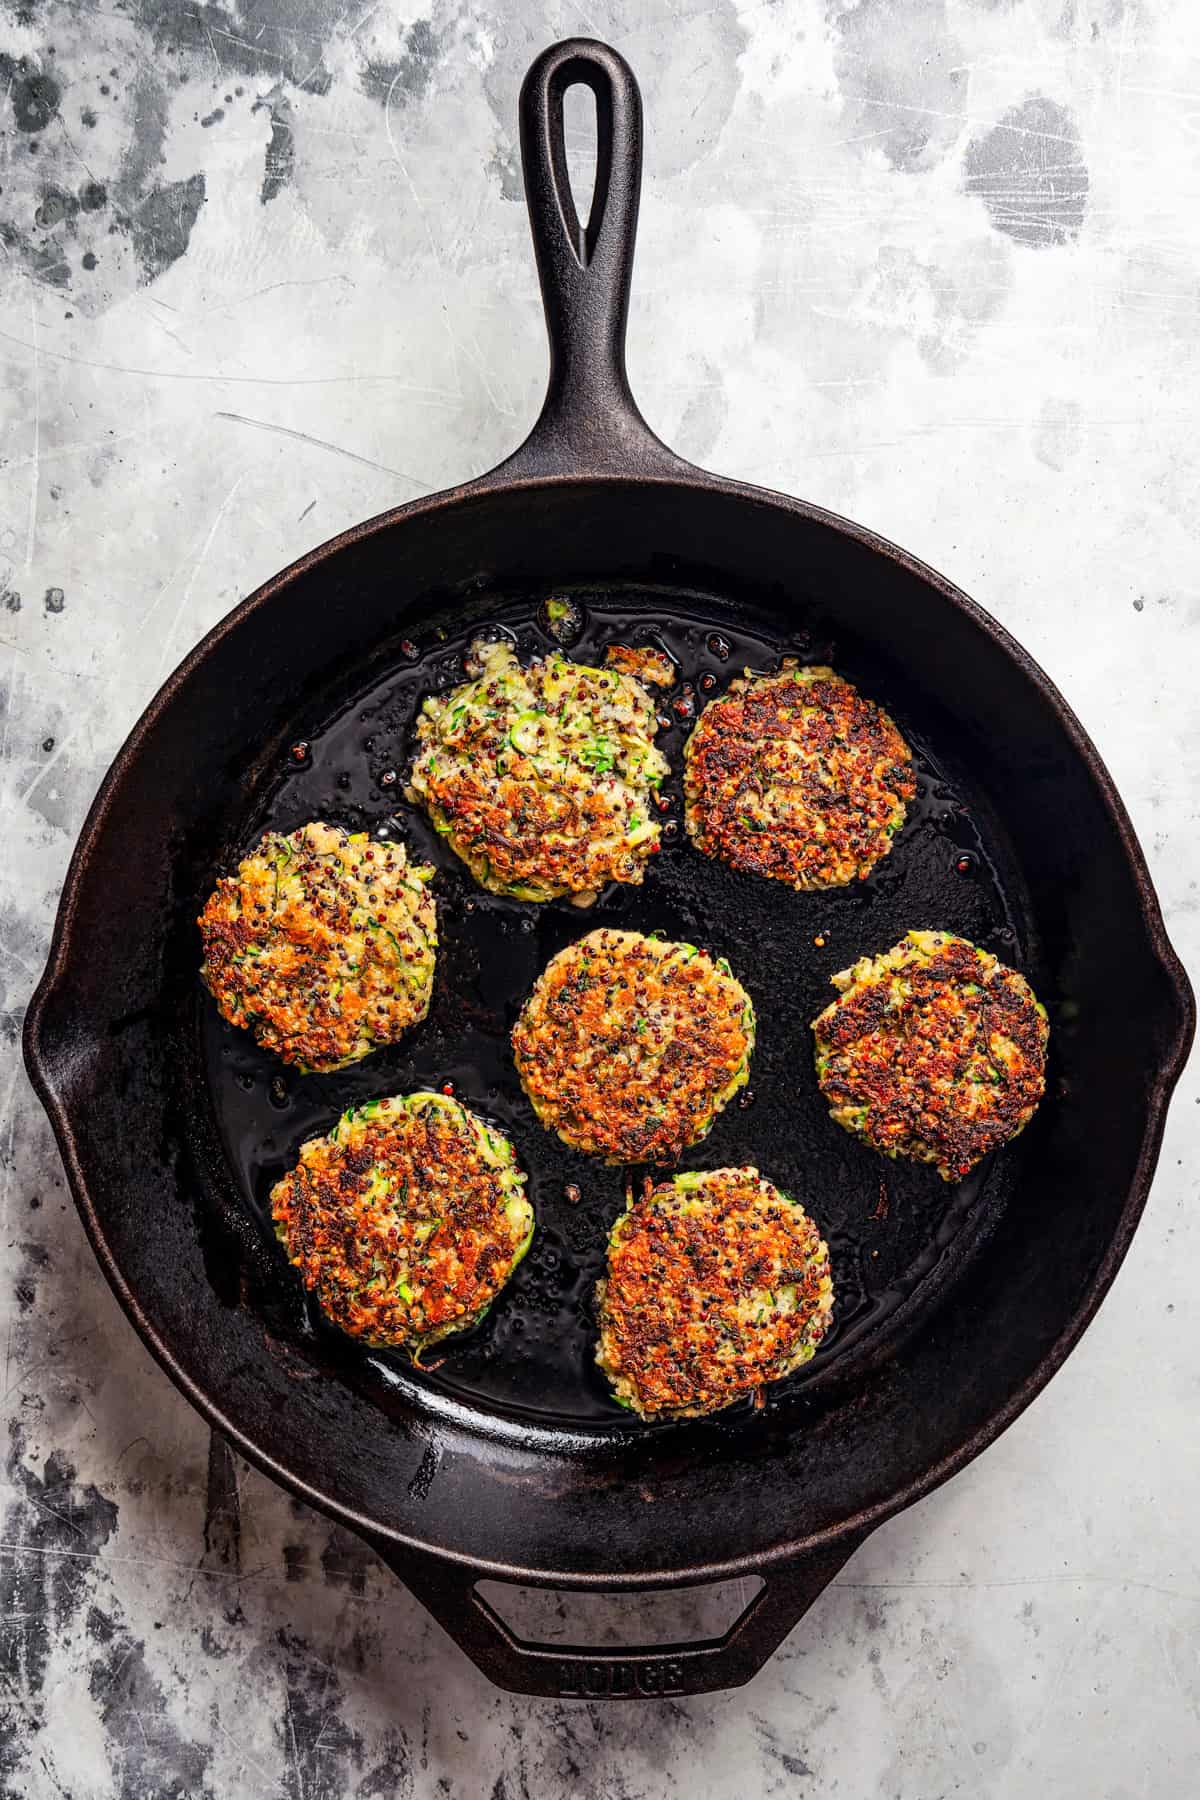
[212, 1713, 279, 1788]
[1, 1332, 90, 1402]
[383, 69, 444, 269]
[25, 300, 39, 572]
[0, 1536, 272, 1583]
[835, 89, 1085, 147]
[155, 473, 248, 680]
[0, 939, 36, 980]
[142, 310, 193, 357]
[0, 1063, 22, 1235]
[0, 329, 461, 396]
[21, 1493, 86, 1540]
[836, 1574, 1200, 1603]
[347, 1, 384, 36]
[460, 332, 516, 419]
[215, 411, 428, 486]
[284, 1686, 306, 1800]
[0, 639, 17, 768]
[195, 275, 358, 316]
[133, 521, 215, 639]
[0, 419, 162, 477]
[1115, 6, 1130, 122]
[48, 106, 103, 191]
[92, 1634, 139, 1703]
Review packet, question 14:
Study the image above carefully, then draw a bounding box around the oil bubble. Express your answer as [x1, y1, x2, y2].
[538, 595, 585, 646]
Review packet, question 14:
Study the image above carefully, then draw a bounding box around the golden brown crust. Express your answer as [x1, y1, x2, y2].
[596, 1168, 834, 1420]
[511, 929, 755, 1165]
[683, 665, 915, 890]
[270, 1093, 533, 1354]
[408, 639, 669, 903]
[198, 822, 436, 1072]
[812, 930, 1049, 1181]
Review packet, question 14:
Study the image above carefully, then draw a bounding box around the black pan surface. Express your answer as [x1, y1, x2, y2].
[198, 587, 1042, 1435]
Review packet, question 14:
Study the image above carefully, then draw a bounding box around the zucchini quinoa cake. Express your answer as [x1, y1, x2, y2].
[408, 637, 670, 904]
[270, 1092, 533, 1357]
[596, 1168, 834, 1420]
[512, 928, 756, 1165]
[683, 664, 915, 889]
[812, 929, 1049, 1181]
[198, 821, 436, 1073]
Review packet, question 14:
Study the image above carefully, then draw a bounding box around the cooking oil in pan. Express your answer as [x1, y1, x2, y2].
[197, 591, 1045, 1434]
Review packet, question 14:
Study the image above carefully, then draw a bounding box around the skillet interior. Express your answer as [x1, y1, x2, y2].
[27, 474, 1193, 1579]
[196, 585, 1042, 1433]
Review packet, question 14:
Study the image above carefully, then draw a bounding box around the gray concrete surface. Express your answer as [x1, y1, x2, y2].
[2, 0, 1198, 1794]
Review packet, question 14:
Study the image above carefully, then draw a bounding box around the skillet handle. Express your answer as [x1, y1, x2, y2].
[371, 1532, 866, 1698]
[485, 38, 688, 482]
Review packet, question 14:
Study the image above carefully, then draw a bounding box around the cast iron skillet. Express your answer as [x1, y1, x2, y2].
[24, 39, 1194, 1697]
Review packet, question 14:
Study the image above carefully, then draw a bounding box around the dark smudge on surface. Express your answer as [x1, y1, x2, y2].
[964, 96, 1090, 247]
[0, 1422, 119, 1718]
[0, 0, 387, 299]
[0, 52, 61, 132]
[128, 0, 355, 92]
[257, 89, 295, 203]
[360, 18, 440, 108]
[88, 1630, 217, 1799]
[275, 1627, 412, 1797]
[125, 171, 207, 282]
[832, 0, 968, 172]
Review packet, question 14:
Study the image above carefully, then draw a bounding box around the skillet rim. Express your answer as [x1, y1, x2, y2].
[23, 464, 1196, 1589]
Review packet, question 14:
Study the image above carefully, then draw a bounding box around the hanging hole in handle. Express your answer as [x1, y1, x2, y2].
[545, 62, 617, 269]
[474, 1574, 765, 1649]
[561, 79, 600, 248]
